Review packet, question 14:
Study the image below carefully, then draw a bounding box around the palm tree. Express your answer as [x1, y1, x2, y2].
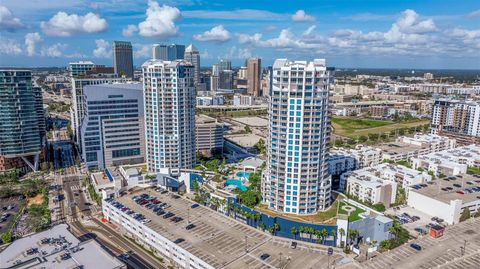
[299, 226, 306, 238]
[291, 227, 298, 240]
[314, 230, 322, 243]
[330, 229, 337, 245]
[273, 223, 280, 235]
[388, 222, 402, 240]
[320, 228, 329, 244]
[339, 228, 346, 247]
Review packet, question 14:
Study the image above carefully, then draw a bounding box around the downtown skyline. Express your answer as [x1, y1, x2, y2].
[0, 0, 479, 69]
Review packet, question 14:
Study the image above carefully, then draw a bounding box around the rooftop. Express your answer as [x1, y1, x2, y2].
[377, 142, 422, 156]
[0, 224, 124, 269]
[231, 116, 268, 127]
[225, 133, 263, 148]
[110, 189, 342, 269]
[411, 174, 480, 204]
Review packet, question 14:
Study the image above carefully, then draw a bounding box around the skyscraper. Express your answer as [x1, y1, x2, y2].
[81, 83, 145, 170]
[218, 59, 232, 72]
[184, 44, 200, 88]
[0, 70, 44, 172]
[69, 61, 129, 146]
[142, 60, 196, 173]
[218, 70, 234, 90]
[247, 58, 261, 97]
[262, 59, 334, 214]
[152, 44, 185, 61]
[113, 41, 134, 78]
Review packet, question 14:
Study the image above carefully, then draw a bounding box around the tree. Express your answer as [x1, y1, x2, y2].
[388, 222, 402, 240]
[460, 208, 471, 222]
[334, 139, 344, 147]
[339, 228, 345, 247]
[358, 135, 368, 143]
[291, 227, 298, 239]
[380, 240, 391, 251]
[244, 125, 251, 133]
[1, 230, 12, 243]
[368, 133, 379, 142]
[372, 203, 386, 212]
[320, 228, 329, 244]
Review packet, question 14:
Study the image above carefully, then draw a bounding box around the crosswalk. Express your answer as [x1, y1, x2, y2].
[70, 185, 82, 191]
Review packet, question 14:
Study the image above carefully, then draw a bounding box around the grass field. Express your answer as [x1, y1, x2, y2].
[27, 193, 44, 207]
[332, 116, 430, 139]
[338, 201, 365, 222]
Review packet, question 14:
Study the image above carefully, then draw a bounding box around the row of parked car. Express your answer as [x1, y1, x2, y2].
[106, 198, 151, 224]
[396, 212, 420, 224]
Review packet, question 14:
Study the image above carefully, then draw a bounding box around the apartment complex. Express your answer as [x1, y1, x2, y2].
[346, 173, 398, 207]
[142, 60, 196, 173]
[68, 61, 95, 77]
[329, 145, 383, 177]
[247, 58, 261, 97]
[412, 145, 480, 176]
[152, 44, 185, 61]
[113, 41, 134, 78]
[184, 44, 200, 88]
[233, 94, 254, 106]
[341, 163, 431, 194]
[80, 83, 145, 170]
[431, 99, 480, 145]
[196, 115, 224, 156]
[0, 70, 45, 172]
[262, 59, 334, 214]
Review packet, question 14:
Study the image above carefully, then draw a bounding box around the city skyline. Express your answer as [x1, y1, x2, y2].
[0, 0, 479, 69]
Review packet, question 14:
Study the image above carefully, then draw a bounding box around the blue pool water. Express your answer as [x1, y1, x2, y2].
[226, 179, 247, 191]
[236, 171, 251, 179]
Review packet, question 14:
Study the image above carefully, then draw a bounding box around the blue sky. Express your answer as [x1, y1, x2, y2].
[0, 0, 479, 69]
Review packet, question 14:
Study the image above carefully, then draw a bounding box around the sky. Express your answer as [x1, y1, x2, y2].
[0, 0, 479, 69]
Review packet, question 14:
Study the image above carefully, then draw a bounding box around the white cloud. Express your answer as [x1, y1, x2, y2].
[41, 43, 66, 57]
[133, 44, 152, 58]
[0, 39, 22, 55]
[193, 25, 230, 43]
[0, 5, 25, 31]
[93, 39, 110, 58]
[468, 9, 480, 18]
[292, 10, 315, 22]
[41, 12, 108, 37]
[302, 25, 316, 37]
[24, 32, 42, 56]
[122, 24, 138, 37]
[138, 1, 181, 38]
[394, 9, 436, 34]
[223, 46, 252, 59]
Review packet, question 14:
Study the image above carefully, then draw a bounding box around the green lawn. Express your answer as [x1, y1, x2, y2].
[332, 117, 393, 129]
[338, 201, 365, 222]
[332, 116, 430, 139]
[467, 166, 480, 175]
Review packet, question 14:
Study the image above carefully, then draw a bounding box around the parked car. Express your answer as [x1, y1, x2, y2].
[410, 243, 422, 251]
[260, 253, 270, 260]
[191, 204, 199, 209]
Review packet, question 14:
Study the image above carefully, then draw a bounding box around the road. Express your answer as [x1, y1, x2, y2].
[59, 172, 166, 269]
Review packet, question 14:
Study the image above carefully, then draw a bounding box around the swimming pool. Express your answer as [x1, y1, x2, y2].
[226, 179, 247, 191]
[236, 171, 251, 179]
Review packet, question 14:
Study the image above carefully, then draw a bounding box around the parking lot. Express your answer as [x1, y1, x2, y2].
[362, 217, 480, 269]
[0, 196, 22, 235]
[386, 205, 437, 236]
[108, 188, 347, 269]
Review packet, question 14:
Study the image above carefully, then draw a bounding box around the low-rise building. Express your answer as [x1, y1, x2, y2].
[196, 95, 224, 106]
[342, 163, 431, 206]
[407, 174, 480, 224]
[412, 145, 480, 176]
[329, 145, 383, 176]
[233, 94, 254, 106]
[379, 134, 456, 162]
[0, 224, 125, 269]
[345, 173, 398, 207]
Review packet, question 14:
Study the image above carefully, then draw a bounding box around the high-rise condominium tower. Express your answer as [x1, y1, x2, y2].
[262, 59, 334, 214]
[0, 70, 45, 171]
[142, 60, 196, 173]
[247, 58, 261, 97]
[184, 44, 200, 88]
[113, 41, 134, 78]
